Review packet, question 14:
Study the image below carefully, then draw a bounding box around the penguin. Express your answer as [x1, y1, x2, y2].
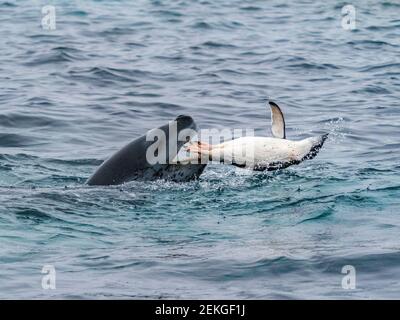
[185, 101, 328, 171]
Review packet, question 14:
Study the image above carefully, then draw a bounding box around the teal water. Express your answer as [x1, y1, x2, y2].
[1, 0, 400, 298]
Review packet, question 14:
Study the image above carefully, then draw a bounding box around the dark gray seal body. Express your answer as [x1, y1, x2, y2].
[86, 115, 206, 186]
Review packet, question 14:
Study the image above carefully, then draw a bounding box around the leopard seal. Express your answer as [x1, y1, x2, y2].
[86, 115, 206, 185]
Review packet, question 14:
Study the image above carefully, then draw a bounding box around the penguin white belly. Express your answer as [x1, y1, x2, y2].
[216, 136, 312, 168]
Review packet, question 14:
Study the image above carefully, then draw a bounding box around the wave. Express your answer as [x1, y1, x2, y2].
[0, 1, 16, 8]
[358, 62, 400, 73]
[13, 208, 53, 222]
[0, 113, 65, 128]
[0, 133, 38, 147]
[201, 41, 238, 49]
[346, 40, 399, 49]
[23, 47, 86, 66]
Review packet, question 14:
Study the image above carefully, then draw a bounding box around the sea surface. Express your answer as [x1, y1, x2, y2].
[0, 0, 400, 299]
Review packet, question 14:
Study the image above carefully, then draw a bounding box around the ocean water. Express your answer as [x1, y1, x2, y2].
[0, 0, 400, 299]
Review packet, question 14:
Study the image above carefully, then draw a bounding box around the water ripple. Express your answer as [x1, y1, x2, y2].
[0, 0, 399, 299]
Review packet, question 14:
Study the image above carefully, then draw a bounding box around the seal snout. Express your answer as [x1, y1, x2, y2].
[175, 114, 196, 130]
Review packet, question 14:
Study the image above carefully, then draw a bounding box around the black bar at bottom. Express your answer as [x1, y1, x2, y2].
[0, 300, 396, 318]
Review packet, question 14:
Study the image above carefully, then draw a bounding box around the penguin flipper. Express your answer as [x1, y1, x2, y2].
[269, 101, 286, 139]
